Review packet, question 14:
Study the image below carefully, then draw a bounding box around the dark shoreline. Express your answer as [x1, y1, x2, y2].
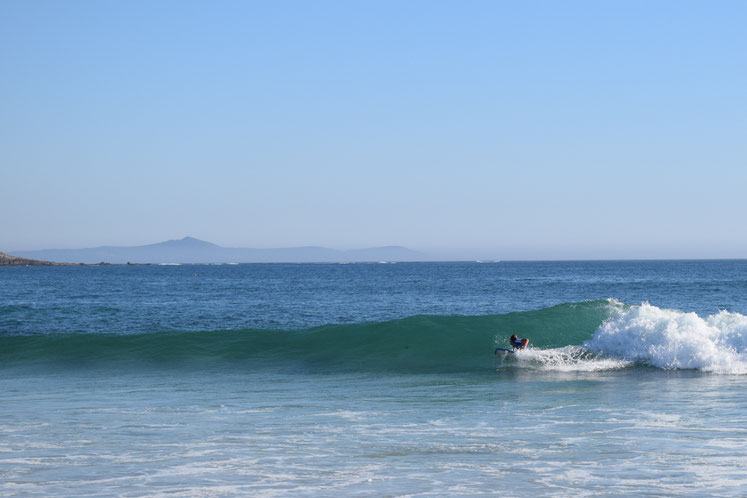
[0, 252, 149, 267]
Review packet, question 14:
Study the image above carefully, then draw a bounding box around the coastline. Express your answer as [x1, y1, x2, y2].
[0, 251, 147, 267]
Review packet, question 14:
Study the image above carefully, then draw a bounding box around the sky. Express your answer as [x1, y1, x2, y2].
[2, 0, 746, 259]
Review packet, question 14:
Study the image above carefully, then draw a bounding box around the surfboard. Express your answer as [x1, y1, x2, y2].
[494, 348, 516, 359]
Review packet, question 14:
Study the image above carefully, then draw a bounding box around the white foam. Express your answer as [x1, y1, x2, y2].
[511, 346, 630, 372]
[586, 303, 747, 374]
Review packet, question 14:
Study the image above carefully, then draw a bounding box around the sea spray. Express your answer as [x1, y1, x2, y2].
[585, 303, 747, 374]
[502, 346, 631, 372]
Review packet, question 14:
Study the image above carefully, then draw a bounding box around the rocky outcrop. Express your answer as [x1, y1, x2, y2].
[0, 251, 72, 266]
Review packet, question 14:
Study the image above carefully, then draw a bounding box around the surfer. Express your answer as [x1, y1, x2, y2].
[510, 334, 529, 350]
[494, 334, 530, 356]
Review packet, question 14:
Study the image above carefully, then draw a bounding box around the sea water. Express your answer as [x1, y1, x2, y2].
[1, 261, 747, 495]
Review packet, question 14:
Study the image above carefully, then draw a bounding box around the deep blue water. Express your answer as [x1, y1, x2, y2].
[2, 260, 745, 335]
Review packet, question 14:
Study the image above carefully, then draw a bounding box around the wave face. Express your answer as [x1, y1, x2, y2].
[0, 301, 614, 373]
[3, 300, 746, 374]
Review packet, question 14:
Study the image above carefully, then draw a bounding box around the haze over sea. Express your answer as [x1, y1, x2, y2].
[2, 260, 747, 495]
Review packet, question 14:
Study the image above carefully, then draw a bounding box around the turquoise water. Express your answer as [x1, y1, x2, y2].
[2, 262, 747, 495]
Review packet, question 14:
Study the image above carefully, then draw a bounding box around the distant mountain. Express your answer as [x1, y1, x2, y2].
[9, 237, 425, 264]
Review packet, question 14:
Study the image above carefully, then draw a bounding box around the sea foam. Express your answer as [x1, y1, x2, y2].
[509, 346, 630, 372]
[586, 303, 747, 374]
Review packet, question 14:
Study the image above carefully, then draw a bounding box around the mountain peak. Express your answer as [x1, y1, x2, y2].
[158, 237, 220, 248]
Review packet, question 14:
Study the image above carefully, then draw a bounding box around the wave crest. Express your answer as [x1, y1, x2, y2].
[585, 303, 747, 374]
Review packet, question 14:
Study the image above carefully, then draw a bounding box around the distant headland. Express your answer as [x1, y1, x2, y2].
[0, 251, 68, 266]
[0, 251, 122, 266]
[6, 237, 425, 264]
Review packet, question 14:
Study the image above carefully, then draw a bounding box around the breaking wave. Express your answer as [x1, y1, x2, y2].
[2, 300, 746, 374]
[585, 303, 747, 374]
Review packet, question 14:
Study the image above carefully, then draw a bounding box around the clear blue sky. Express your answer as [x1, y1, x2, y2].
[2, 0, 745, 259]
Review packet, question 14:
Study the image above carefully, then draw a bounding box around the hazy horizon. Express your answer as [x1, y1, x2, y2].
[8, 235, 747, 262]
[2, 1, 746, 260]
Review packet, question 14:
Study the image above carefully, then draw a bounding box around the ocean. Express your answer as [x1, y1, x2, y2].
[2, 261, 747, 495]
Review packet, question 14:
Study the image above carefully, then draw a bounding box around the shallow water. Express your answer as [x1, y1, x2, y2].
[2, 261, 747, 495]
[3, 369, 746, 496]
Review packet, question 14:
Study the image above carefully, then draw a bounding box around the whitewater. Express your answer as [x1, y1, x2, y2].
[2, 261, 747, 495]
